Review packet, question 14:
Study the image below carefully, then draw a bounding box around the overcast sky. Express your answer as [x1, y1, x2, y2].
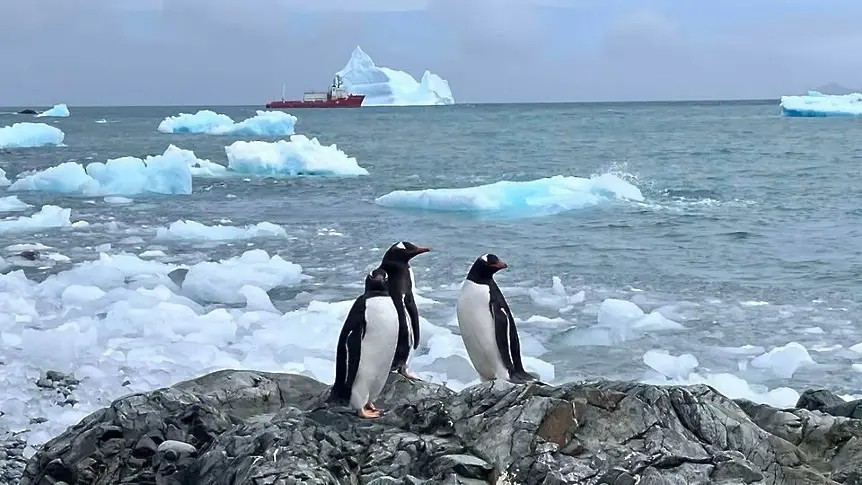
[1, 0, 861, 106]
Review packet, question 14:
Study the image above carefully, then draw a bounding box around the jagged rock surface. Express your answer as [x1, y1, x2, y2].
[17, 371, 862, 484]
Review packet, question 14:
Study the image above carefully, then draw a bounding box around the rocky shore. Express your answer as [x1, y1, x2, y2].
[14, 369, 862, 484]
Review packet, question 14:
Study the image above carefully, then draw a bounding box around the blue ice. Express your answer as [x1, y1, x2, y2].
[0, 122, 65, 149]
[157, 110, 297, 136]
[780, 91, 862, 117]
[375, 173, 644, 218]
[8, 146, 193, 196]
[36, 104, 71, 118]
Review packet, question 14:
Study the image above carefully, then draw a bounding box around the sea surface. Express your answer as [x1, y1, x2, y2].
[2, 101, 862, 448]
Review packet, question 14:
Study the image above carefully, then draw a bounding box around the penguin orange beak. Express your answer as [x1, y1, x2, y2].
[412, 246, 431, 255]
[491, 261, 508, 269]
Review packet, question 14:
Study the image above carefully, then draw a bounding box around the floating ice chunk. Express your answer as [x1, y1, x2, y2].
[780, 91, 862, 117]
[225, 135, 369, 176]
[0, 206, 71, 234]
[643, 350, 698, 380]
[564, 298, 684, 346]
[160, 144, 228, 177]
[0, 168, 10, 187]
[641, 370, 800, 408]
[0, 122, 65, 149]
[529, 276, 585, 312]
[0, 196, 32, 212]
[36, 103, 70, 118]
[240, 285, 279, 313]
[181, 249, 305, 304]
[95, 119, 108, 124]
[157, 110, 297, 136]
[336, 46, 454, 106]
[750, 342, 815, 379]
[104, 196, 133, 204]
[154, 220, 287, 242]
[8, 145, 194, 196]
[376, 173, 643, 218]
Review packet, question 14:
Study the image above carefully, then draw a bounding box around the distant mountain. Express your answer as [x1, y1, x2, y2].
[813, 83, 861, 95]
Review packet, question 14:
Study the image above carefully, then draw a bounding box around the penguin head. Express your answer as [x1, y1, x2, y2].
[382, 241, 431, 264]
[467, 253, 508, 282]
[365, 268, 389, 292]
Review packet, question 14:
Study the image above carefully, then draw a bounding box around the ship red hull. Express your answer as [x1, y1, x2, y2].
[266, 94, 365, 109]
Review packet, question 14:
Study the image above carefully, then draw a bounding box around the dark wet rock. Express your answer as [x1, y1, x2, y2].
[17, 109, 38, 115]
[19, 370, 862, 484]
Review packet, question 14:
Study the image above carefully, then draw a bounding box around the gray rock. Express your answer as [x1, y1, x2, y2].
[17, 370, 862, 485]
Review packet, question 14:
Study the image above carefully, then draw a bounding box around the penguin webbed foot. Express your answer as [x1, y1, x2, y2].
[359, 403, 381, 419]
[392, 364, 421, 381]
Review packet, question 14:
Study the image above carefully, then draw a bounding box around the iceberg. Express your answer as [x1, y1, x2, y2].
[8, 145, 195, 196]
[0, 122, 65, 149]
[375, 173, 644, 218]
[157, 110, 297, 136]
[780, 90, 862, 117]
[335, 46, 454, 106]
[224, 135, 369, 177]
[35, 103, 70, 118]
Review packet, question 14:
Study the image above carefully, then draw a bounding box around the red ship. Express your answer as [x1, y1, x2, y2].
[266, 75, 365, 109]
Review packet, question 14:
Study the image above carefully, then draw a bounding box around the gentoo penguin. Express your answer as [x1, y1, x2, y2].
[330, 268, 400, 418]
[377, 241, 431, 380]
[456, 254, 538, 383]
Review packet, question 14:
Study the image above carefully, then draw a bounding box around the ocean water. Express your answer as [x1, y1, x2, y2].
[2, 101, 862, 448]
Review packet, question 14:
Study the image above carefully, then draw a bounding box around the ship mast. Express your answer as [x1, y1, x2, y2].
[281, 83, 286, 101]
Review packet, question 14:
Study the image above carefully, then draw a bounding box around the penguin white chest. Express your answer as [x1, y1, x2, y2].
[350, 296, 399, 409]
[456, 280, 509, 381]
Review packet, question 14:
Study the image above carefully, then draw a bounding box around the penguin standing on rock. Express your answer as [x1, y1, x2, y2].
[329, 268, 400, 418]
[377, 241, 431, 380]
[456, 254, 540, 383]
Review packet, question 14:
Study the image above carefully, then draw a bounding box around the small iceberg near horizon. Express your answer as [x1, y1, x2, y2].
[35, 103, 71, 118]
[157, 110, 297, 136]
[375, 173, 643, 218]
[780, 90, 862, 117]
[0, 122, 65, 149]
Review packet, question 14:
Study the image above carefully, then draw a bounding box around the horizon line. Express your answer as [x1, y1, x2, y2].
[1, 97, 784, 109]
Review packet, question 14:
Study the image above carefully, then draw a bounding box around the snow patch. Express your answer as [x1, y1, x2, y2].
[336, 46, 454, 106]
[0, 122, 65, 149]
[225, 135, 369, 177]
[157, 110, 297, 136]
[375, 173, 643, 218]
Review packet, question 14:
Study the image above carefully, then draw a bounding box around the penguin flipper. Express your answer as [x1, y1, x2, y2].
[489, 281, 533, 378]
[404, 291, 421, 350]
[330, 297, 367, 403]
[490, 297, 518, 374]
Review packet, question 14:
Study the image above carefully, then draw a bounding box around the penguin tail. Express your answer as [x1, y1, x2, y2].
[509, 371, 542, 384]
